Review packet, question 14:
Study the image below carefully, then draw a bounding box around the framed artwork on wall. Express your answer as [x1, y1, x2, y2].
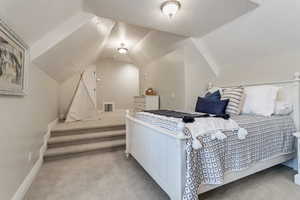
[0, 18, 29, 96]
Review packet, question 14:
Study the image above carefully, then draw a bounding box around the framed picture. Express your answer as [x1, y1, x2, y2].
[0, 18, 29, 96]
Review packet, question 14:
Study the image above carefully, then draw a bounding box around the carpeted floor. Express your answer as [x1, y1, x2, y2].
[25, 150, 300, 200]
[54, 111, 126, 132]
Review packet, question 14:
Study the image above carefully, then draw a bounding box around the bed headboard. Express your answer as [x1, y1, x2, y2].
[210, 72, 300, 131]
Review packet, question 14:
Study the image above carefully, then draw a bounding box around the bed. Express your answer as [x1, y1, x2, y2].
[125, 76, 300, 200]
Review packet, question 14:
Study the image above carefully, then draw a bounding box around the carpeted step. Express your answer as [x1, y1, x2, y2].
[47, 130, 126, 148]
[44, 139, 125, 161]
[51, 124, 125, 137]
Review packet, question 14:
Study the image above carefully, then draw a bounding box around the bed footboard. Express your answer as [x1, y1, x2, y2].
[294, 132, 300, 185]
[125, 111, 188, 200]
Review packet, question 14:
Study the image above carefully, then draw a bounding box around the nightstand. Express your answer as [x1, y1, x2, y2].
[133, 96, 159, 112]
[293, 132, 300, 185]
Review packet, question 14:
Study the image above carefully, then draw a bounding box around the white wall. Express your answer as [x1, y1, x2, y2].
[134, 32, 217, 112]
[0, 63, 58, 200]
[184, 40, 216, 112]
[140, 49, 186, 110]
[194, 0, 300, 85]
[96, 59, 139, 111]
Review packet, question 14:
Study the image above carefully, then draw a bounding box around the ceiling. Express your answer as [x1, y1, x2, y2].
[0, 0, 82, 45]
[99, 22, 151, 63]
[194, 0, 300, 83]
[35, 18, 115, 82]
[0, 0, 261, 82]
[130, 30, 187, 66]
[33, 18, 189, 82]
[84, 0, 257, 37]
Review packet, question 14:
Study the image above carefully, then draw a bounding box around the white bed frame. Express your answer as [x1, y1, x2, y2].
[125, 74, 300, 200]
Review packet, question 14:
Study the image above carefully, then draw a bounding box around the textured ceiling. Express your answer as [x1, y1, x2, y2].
[84, 0, 257, 37]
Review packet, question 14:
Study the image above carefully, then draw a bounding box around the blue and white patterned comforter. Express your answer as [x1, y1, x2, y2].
[135, 112, 296, 200]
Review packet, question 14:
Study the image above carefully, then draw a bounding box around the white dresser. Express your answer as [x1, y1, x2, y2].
[134, 96, 159, 112]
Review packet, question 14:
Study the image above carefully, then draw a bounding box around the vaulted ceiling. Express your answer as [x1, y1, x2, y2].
[0, 0, 259, 82]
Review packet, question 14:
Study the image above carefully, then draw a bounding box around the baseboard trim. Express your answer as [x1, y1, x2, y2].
[11, 154, 43, 200]
[11, 118, 58, 200]
[40, 118, 58, 156]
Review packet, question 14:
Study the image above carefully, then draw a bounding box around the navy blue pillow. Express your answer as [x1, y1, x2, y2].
[195, 97, 229, 115]
[204, 90, 221, 101]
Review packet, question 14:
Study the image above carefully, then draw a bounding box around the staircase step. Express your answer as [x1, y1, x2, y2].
[44, 139, 125, 160]
[51, 124, 125, 137]
[47, 130, 126, 148]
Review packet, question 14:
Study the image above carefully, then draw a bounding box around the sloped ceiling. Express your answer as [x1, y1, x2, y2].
[0, 0, 83, 45]
[35, 18, 114, 82]
[34, 19, 189, 82]
[0, 0, 261, 83]
[34, 20, 158, 82]
[99, 22, 151, 63]
[84, 0, 257, 37]
[194, 0, 300, 84]
[130, 31, 187, 67]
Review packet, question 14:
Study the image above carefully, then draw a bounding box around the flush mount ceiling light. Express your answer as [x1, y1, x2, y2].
[161, 0, 181, 18]
[117, 43, 128, 54]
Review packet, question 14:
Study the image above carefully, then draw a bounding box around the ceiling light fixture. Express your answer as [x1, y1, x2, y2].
[117, 43, 128, 54]
[161, 0, 181, 18]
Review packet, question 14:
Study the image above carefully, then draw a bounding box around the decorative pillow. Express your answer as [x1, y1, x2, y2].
[221, 87, 244, 115]
[205, 90, 221, 101]
[242, 85, 279, 116]
[195, 97, 229, 115]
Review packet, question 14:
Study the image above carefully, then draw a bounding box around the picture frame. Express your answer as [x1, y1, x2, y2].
[0, 18, 29, 96]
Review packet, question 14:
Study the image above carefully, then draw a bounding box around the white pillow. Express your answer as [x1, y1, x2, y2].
[274, 100, 293, 115]
[277, 86, 293, 102]
[242, 85, 279, 116]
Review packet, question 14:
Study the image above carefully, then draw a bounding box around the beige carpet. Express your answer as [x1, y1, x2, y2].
[25, 150, 300, 200]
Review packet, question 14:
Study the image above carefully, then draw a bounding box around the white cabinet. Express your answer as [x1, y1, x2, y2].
[134, 96, 159, 112]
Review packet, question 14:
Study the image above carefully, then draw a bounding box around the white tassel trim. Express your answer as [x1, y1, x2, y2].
[192, 139, 203, 149]
[211, 130, 227, 140]
[237, 128, 248, 140]
[215, 131, 227, 140]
